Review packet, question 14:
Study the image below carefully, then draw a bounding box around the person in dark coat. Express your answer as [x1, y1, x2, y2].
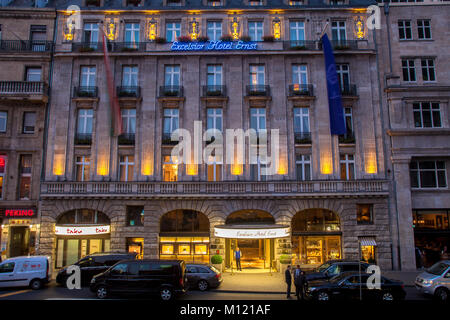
[297, 271, 307, 300]
[285, 265, 292, 299]
[293, 265, 302, 299]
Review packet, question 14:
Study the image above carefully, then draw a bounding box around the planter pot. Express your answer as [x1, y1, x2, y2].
[212, 263, 223, 273]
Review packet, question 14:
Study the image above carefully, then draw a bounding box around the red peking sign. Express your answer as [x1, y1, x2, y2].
[3, 209, 36, 218]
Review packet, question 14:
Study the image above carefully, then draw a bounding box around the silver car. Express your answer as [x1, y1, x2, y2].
[415, 260, 450, 302]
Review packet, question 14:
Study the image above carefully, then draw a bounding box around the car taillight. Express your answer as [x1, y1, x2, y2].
[180, 277, 184, 286]
[46, 260, 49, 278]
[216, 273, 221, 279]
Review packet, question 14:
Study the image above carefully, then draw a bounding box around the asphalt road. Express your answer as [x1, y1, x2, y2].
[0, 282, 430, 301]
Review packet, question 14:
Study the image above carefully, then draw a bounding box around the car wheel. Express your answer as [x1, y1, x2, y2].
[160, 287, 173, 301]
[30, 279, 42, 290]
[96, 286, 109, 299]
[198, 280, 209, 291]
[381, 292, 394, 301]
[317, 291, 330, 301]
[434, 288, 449, 302]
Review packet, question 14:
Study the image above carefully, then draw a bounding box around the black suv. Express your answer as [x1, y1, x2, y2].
[56, 252, 137, 286]
[90, 259, 187, 300]
[305, 260, 371, 281]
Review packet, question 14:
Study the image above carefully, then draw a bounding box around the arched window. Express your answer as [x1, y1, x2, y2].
[160, 210, 209, 233]
[291, 209, 340, 233]
[225, 210, 275, 225]
[56, 209, 110, 225]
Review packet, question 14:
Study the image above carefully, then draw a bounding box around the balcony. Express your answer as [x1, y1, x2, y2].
[330, 40, 358, 50]
[289, 84, 314, 97]
[109, 42, 145, 52]
[118, 133, 135, 145]
[73, 86, 98, 98]
[72, 42, 103, 53]
[74, 133, 92, 145]
[0, 40, 53, 53]
[117, 86, 141, 98]
[159, 85, 183, 98]
[202, 85, 227, 97]
[294, 132, 312, 144]
[0, 81, 48, 102]
[283, 40, 318, 51]
[338, 133, 356, 144]
[340, 84, 358, 96]
[246, 85, 270, 97]
[41, 180, 389, 198]
[162, 132, 179, 145]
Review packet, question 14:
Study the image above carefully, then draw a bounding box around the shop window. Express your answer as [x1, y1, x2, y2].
[56, 209, 110, 225]
[413, 210, 449, 230]
[127, 237, 144, 259]
[291, 209, 340, 232]
[126, 206, 144, 226]
[361, 245, 376, 264]
[160, 237, 210, 264]
[357, 204, 373, 224]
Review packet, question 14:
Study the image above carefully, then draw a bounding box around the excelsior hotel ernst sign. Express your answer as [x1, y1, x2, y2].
[171, 40, 258, 52]
[214, 226, 290, 239]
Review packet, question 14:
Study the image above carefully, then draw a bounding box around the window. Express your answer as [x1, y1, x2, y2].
[0, 155, 6, 200]
[0, 111, 6, 133]
[413, 102, 441, 128]
[251, 156, 267, 182]
[119, 155, 134, 182]
[336, 64, 350, 91]
[340, 154, 355, 180]
[398, 20, 412, 40]
[339, 107, 354, 143]
[331, 21, 346, 42]
[357, 204, 373, 224]
[207, 108, 222, 132]
[83, 23, 99, 44]
[207, 0, 223, 6]
[0, 262, 15, 273]
[162, 156, 178, 182]
[80, 66, 96, 87]
[22, 112, 36, 134]
[207, 21, 222, 41]
[167, 0, 182, 5]
[402, 59, 416, 82]
[249, 0, 263, 5]
[77, 109, 93, 135]
[417, 19, 431, 40]
[207, 65, 222, 86]
[75, 156, 90, 181]
[166, 22, 181, 42]
[421, 59, 436, 82]
[19, 155, 32, 200]
[206, 155, 222, 182]
[412, 210, 450, 230]
[289, 0, 303, 5]
[122, 66, 138, 87]
[293, 107, 310, 134]
[124, 23, 140, 47]
[26, 67, 41, 82]
[249, 65, 265, 85]
[30, 25, 47, 52]
[121, 109, 136, 134]
[163, 108, 179, 137]
[289, 21, 305, 42]
[410, 160, 447, 189]
[296, 154, 311, 181]
[126, 206, 144, 226]
[165, 65, 180, 86]
[248, 21, 263, 41]
[250, 108, 266, 132]
[292, 64, 308, 85]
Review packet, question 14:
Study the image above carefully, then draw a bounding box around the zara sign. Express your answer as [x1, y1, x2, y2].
[171, 40, 258, 52]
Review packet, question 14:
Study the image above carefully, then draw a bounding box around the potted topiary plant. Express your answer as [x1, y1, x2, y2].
[211, 254, 223, 272]
[279, 254, 292, 273]
[177, 35, 192, 43]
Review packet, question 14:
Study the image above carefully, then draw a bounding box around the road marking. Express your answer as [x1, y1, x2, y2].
[0, 289, 31, 298]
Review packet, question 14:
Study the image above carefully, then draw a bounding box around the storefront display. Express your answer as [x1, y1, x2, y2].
[126, 237, 144, 259]
[159, 237, 209, 263]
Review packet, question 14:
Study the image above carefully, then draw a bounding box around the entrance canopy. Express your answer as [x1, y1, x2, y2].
[214, 224, 290, 239]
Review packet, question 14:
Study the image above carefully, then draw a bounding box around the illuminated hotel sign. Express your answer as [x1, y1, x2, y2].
[55, 225, 110, 236]
[214, 225, 290, 239]
[171, 40, 258, 52]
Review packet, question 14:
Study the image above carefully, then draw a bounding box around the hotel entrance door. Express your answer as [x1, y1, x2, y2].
[226, 238, 274, 270]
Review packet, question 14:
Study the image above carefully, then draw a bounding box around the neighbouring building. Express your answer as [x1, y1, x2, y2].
[377, 0, 450, 269]
[36, 0, 397, 273]
[0, 2, 55, 259]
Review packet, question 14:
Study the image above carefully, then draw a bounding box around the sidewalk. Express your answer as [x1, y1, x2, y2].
[215, 270, 421, 294]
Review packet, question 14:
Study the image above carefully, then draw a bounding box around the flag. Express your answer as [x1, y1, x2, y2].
[321, 33, 346, 135]
[101, 32, 122, 137]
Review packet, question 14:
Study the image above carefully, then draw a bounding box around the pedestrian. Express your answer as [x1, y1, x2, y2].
[235, 247, 242, 271]
[294, 265, 302, 299]
[297, 271, 307, 301]
[285, 265, 292, 299]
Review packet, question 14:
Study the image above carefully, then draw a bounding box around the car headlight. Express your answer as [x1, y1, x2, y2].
[422, 279, 433, 285]
[90, 278, 96, 284]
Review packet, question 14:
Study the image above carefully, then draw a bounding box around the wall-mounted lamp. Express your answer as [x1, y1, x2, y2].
[230, 16, 240, 40]
[272, 17, 281, 40]
[189, 18, 199, 41]
[147, 17, 158, 41]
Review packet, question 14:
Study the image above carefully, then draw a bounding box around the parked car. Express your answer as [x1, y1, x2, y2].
[90, 259, 187, 300]
[305, 271, 406, 301]
[305, 260, 371, 281]
[56, 252, 137, 286]
[186, 264, 222, 291]
[0, 256, 50, 290]
[415, 260, 450, 302]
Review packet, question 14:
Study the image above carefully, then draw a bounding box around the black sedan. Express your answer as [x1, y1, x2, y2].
[305, 272, 406, 301]
[305, 260, 371, 282]
[185, 264, 223, 291]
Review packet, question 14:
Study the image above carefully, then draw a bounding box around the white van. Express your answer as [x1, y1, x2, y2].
[0, 256, 51, 290]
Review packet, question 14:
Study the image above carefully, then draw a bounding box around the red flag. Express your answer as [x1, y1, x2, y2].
[101, 32, 122, 136]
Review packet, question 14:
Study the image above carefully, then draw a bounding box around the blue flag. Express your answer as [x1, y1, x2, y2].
[321, 33, 346, 135]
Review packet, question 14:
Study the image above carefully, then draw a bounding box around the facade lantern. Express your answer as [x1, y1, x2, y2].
[230, 16, 240, 40]
[354, 16, 365, 39]
[63, 19, 75, 41]
[189, 17, 199, 40]
[272, 16, 281, 40]
[147, 16, 158, 41]
[104, 17, 119, 41]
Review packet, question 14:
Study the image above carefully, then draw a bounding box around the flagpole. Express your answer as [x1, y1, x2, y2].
[318, 21, 329, 40]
